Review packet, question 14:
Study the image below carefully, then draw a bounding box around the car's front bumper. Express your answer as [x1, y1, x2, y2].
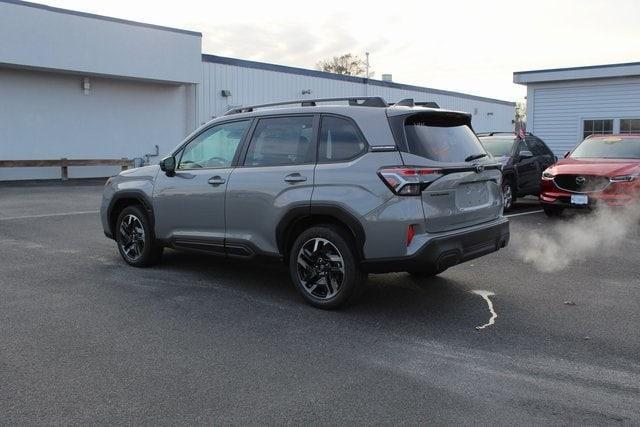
[540, 178, 640, 208]
[361, 217, 509, 273]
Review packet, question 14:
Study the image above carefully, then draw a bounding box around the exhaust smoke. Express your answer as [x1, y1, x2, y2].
[514, 204, 640, 272]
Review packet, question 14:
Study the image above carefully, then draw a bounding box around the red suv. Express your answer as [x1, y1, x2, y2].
[540, 134, 640, 216]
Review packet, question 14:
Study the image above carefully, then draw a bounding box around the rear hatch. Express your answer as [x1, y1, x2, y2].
[387, 110, 503, 233]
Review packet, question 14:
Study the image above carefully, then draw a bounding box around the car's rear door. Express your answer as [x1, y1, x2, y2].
[224, 114, 317, 256]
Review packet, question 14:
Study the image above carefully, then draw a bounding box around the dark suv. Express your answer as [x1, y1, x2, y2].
[101, 97, 510, 309]
[477, 132, 556, 210]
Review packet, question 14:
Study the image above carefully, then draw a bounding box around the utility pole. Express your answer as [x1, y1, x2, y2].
[365, 52, 370, 96]
[365, 52, 370, 78]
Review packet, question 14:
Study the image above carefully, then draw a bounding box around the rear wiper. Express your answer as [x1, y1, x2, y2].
[465, 153, 488, 162]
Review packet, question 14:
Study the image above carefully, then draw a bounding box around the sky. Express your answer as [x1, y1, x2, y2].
[41, 0, 640, 102]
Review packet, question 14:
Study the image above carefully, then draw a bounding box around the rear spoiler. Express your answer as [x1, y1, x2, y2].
[389, 98, 440, 109]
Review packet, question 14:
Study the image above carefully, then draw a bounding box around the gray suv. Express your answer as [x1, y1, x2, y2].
[101, 97, 509, 309]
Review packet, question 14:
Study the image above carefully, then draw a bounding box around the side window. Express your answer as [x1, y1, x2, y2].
[517, 139, 529, 155]
[244, 116, 314, 167]
[179, 120, 249, 169]
[318, 116, 366, 162]
[525, 136, 546, 156]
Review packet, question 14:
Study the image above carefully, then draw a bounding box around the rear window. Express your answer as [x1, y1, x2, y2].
[571, 136, 640, 159]
[480, 137, 516, 157]
[404, 114, 487, 162]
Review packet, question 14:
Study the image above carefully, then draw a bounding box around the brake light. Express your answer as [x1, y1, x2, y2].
[378, 167, 442, 196]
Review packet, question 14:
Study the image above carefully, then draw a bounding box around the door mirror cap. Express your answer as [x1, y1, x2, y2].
[563, 150, 571, 158]
[160, 155, 176, 176]
[519, 150, 533, 159]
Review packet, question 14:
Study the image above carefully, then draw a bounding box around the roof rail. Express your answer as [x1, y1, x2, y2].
[224, 96, 388, 115]
[389, 98, 440, 108]
[476, 131, 532, 137]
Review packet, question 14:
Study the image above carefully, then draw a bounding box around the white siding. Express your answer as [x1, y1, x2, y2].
[0, 68, 189, 180]
[528, 77, 640, 155]
[198, 61, 515, 133]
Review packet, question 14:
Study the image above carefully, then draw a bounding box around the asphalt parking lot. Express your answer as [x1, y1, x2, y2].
[1, 181, 639, 424]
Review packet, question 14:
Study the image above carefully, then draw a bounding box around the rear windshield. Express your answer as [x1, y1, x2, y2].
[479, 137, 516, 157]
[404, 115, 487, 162]
[571, 137, 640, 159]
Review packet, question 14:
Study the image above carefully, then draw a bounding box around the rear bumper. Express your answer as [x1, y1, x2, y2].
[362, 217, 509, 273]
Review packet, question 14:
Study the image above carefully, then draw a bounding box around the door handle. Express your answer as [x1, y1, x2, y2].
[208, 176, 226, 185]
[284, 173, 307, 183]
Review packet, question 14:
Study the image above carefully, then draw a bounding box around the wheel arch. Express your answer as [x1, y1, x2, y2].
[108, 191, 155, 238]
[276, 204, 366, 260]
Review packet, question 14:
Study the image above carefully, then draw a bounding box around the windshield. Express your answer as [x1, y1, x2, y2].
[480, 137, 516, 157]
[571, 136, 640, 159]
[404, 115, 487, 162]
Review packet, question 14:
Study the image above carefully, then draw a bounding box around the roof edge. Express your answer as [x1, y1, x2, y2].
[514, 61, 640, 76]
[202, 54, 515, 107]
[0, 0, 202, 37]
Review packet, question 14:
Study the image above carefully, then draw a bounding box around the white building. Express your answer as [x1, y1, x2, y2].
[1, 0, 515, 181]
[514, 62, 640, 156]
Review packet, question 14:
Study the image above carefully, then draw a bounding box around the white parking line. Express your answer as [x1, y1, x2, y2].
[0, 210, 98, 221]
[472, 290, 498, 330]
[506, 209, 544, 218]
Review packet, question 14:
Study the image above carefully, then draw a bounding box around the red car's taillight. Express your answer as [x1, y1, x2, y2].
[378, 167, 442, 196]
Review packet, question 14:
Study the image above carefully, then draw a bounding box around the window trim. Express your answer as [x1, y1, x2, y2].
[316, 113, 370, 164]
[237, 113, 319, 168]
[173, 118, 254, 171]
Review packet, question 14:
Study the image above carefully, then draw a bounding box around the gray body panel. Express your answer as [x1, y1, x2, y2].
[225, 164, 315, 255]
[152, 168, 231, 248]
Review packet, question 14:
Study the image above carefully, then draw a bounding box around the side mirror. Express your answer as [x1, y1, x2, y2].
[519, 150, 533, 159]
[563, 151, 571, 158]
[159, 155, 176, 176]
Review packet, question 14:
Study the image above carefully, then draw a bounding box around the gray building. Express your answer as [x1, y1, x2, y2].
[1, 0, 515, 181]
[514, 62, 640, 156]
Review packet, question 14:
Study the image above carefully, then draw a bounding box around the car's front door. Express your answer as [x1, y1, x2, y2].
[153, 119, 251, 252]
[527, 135, 556, 172]
[225, 115, 317, 256]
[515, 139, 539, 193]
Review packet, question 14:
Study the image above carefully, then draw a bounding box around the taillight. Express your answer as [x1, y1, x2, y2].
[378, 167, 442, 196]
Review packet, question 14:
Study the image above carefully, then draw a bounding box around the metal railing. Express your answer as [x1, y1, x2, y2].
[0, 158, 134, 180]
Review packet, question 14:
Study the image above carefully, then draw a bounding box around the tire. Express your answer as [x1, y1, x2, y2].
[542, 204, 564, 217]
[502, 178, 516, 211]
[115, 205, 163, 267]
[288, 225, 366, 309]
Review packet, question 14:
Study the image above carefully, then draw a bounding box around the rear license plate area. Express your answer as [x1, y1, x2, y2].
[456, 182, 489, 210]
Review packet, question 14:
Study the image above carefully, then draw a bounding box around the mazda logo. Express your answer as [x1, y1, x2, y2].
[475, 165, 485, 173]
[575, 176, 586, 185]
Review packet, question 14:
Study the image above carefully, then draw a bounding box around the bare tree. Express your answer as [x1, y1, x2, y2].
[316, 53, 367, 76]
